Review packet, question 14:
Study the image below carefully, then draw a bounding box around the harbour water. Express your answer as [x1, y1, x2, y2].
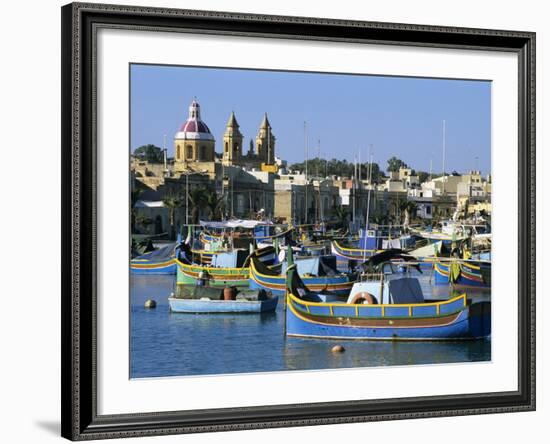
[130, 271, 491, 379]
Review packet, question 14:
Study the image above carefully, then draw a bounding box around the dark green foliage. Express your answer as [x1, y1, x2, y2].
[386, 156, 408, 172]
[134, 144, 164, 163]
[162, 193, 185, 239]
[289, 157, 383, 183]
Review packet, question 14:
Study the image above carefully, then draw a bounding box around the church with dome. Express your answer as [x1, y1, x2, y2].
[173, 98, 277, 173]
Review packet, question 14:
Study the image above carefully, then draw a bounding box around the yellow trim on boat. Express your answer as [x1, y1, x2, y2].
[287, 292, 467, 310]
[332, 240, 378, 254]
[131, 259, 175, 268]
[250, 258, 356, 289]
[176, 258, 247, 273]
[286, 297, 464, 327]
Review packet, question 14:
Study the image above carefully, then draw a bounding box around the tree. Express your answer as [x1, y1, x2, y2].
[371, 213, 388, 226]
[162, 193, 184, 239]
[417, 171, 430, 184]
[288, 157, 383, 183]
[386, 156, 408, 172]
[333, 205, 349, 229]
[205, 190, 224, 221]
[135, 214, 153, 233]
[188, 187, 209, 225]
[130, 189, 143, 234]
[134, 144, 164, 163]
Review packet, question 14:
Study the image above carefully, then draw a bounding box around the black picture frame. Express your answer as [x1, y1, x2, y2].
[61, 2, 536, 440]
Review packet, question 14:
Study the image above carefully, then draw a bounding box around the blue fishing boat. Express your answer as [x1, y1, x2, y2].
[331, 227, 414, 261]
[249, 254, 356, 296]
[285, 249, 490, 341]
[130, 242, 177, 275]
[331, 240, 377, 261]
[433, 259, 491, 288]
[168, 286, 278, 313]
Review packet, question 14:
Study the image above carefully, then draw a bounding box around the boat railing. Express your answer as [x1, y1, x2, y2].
[288, 292, 467, 318]
[358, 272, 385, 283]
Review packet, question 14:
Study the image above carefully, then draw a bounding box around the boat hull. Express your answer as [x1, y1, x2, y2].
[176, 260, 249, 287]
[331, 240, 378, 261]
[286, 294, 490, 341]
[168, 296, 278, 313]
[249, 259, 355, 296]
[130, 259, 176, 275]
[433, 260, 491, 288]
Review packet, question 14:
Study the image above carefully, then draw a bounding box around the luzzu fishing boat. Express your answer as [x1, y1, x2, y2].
[168, 285, 277, 313]
[176, 246, 279, 287]
[249, 253, 356, 296]
[176, 259, 250, 287]
[199, 220, 293, 246]
[331, 240, 377, 261]
[331, 226, 415, 262]
[130, 242, 178, 275]
[284, 251, 491, 341]
[433, 258, 491, 288]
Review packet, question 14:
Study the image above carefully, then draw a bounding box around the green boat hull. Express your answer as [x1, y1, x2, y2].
[176, 260, 250, 287]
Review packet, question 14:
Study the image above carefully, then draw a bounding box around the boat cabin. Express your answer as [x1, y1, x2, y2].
[345, 275, 425, 305]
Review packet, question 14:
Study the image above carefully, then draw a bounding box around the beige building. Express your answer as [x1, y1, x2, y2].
[273, 174, 339, 224]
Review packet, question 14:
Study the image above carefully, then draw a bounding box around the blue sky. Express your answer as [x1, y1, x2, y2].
[130, 64, 491, 175]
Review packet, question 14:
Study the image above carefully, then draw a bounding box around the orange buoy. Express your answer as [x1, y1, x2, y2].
[350, 292, 378, 305]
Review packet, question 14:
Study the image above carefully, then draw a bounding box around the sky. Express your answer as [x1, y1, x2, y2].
[130, 64, 491, 175]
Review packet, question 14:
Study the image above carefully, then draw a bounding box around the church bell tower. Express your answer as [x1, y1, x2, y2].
[222, 111, 243, 165]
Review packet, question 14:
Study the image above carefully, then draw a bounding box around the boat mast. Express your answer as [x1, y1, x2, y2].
[352, 155, 356, 229]
[442, 119, 446, 195]
[363, 145, 373, 263]
[304, 121, 308, 225]
[317, 138, 321, 222]
[163, 134, 167, 172]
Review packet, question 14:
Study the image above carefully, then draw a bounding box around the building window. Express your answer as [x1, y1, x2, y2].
[200, 146, 207, 160]
[176, 145, 181, 159]
[225, 142, 228, 154]
[186, 145, 193, 159]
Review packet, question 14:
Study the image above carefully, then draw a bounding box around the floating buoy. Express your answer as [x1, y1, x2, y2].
[144, 299, 157, 309]
[331, 345, 345, 353]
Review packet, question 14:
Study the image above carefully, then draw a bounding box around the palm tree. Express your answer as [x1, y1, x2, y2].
[188, 187, 208, 225]
[397, 199, 417, 225]
[205, 190, 224, 221]
[333, 205, 349, 229]
[130, 189, 143, 233]
[162, 193, 184, 239]
[371, 213, 388, 226]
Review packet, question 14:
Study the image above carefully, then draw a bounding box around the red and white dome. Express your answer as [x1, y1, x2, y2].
[174, 99, 215, 141]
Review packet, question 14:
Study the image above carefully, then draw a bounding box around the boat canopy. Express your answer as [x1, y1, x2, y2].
[210, 250, 249, 268]
[199, 219, 273, 229]
[281, 256, 339, 277]
[131, 242, 177, 261]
